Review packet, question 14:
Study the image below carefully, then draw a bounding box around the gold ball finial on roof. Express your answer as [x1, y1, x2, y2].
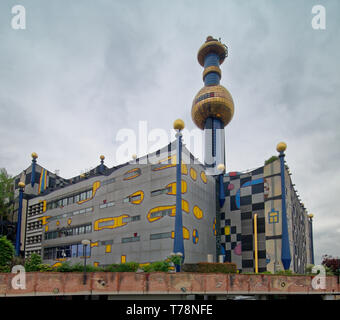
[100, 155, 105, 160]
[132, 154, 137, 160]
[18, 181, 25, 188]
[173, 119, 185, 131]
[31, 152, 38, 159]
[276, 142, 287, 153]
[308, 214, 314, 219]
[217, 163, 225, 172]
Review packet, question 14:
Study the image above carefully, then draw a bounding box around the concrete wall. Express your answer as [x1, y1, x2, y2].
[24, 144, 216, 267]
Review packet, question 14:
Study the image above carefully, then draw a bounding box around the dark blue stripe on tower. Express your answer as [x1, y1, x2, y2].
[204, 53, 219, 67]
[204, 52, 220, 86]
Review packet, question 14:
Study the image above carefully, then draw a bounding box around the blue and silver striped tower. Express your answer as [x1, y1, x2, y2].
[191, 36, 234, 176]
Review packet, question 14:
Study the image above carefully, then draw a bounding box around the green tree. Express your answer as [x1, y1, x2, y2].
[0, 236, 15, 269]
[0, 169, 14, 235]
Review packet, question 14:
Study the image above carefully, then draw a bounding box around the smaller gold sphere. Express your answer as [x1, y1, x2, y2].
[31, 152, 38, 159]
[308, 214, 314, 219]
[132, 154, 137, 160]
[18, 181, 25, 188]
[276, 142, 287, 153]
[100, 155, 105, 160]
[217, 163, 225, 172]
[173, 119, 185, 131]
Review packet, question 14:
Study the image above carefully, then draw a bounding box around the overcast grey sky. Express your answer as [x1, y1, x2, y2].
[0, 0, 339, 264]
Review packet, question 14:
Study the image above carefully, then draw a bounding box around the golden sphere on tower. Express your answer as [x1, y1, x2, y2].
[191, 85, 234, 130]
[18, 181, 25, 188]
[173, 119, 185, 131]
[100, 155, 105, 160]
[31, 152, 38, 159]
[308, 214, 314, 219]
[276, 142, 287, 153]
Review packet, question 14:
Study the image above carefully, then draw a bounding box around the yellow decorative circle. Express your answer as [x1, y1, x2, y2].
[31, 152, 38, 159]
[18, 181, 25, 188]
[276, 142, 287, 153]
[200, 171, 207, 184]
[190, 168, 197, 181]
[193, 205, 203, 219]
[173, 119, 185, 131]
[100, 155, 105, 160]
[197, 39, 227, 67]
[192, 85, 234, 130]
[308, 214, 314, 219]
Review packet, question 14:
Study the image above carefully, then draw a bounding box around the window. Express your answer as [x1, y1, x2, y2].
[122, 236, 140, 243]
[130, 194, 141, 202]
[150, 232, 171, 240]
[151, 187, 170, 197]
[80, 192, 87, 201]
[74, 194, 80, 203]
[86, 190, 92, 199]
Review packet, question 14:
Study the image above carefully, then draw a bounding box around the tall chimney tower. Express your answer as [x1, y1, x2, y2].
[191, 36, 234, 175]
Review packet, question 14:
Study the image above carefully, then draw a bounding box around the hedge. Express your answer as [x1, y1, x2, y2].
[182, 262, 237, 273]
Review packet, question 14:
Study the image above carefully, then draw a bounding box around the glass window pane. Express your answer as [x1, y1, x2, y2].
[78, 244, 83, 257]
[71, 244, 78, 257]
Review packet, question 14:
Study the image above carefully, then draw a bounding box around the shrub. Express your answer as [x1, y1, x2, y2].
[117, 262, 139, 272]
[265, 156, 279, 165]
[182, 262, 237, 274]
[24, 253, 42, 272]
[143, 261, 170, 272]
[37, 264, 53, 272]
[55, 261, 73, 272]
[0, 236, 14, 267]
[0, 265, 10, 273]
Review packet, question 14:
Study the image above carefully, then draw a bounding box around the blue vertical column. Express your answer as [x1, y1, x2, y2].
[309, 217, 315, 265]
[15, 183, 25, 256]
[278, 148, 291, 270]
[173, 124, 185, 270]
[31, 158, 36, 187]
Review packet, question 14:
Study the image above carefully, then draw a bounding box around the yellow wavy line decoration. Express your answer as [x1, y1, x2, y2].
[90, 242, 99, 248]
[166, 180, 187, 195]
[147, 200, 189, 223]
[38, 216, 51, 226]
[94, 214, 129, 231]
[77, 181, 101, 205]
[123, 168, 142, 180]
[129, 190, 144, 204]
